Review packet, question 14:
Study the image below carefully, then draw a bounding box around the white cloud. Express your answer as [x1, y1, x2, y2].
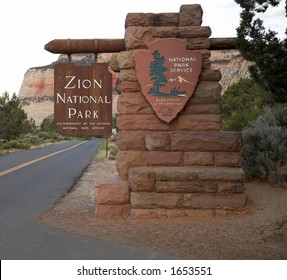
[257, 1, 286, 38]
[263, 2, 285, 17]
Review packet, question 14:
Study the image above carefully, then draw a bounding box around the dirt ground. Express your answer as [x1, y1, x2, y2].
[39, 159, 287, 260]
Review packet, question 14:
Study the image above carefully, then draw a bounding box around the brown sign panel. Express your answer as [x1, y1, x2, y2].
[135, 39, 202, 123]
[54, 63, 112, 137]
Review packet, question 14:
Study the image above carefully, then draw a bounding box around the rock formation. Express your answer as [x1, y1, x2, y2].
[210, 50, 250, 94]
[19, 68, 54, 98]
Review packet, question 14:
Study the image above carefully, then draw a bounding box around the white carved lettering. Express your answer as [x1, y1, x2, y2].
[68, 108, 99, 119]
[64, 76, 102, 89]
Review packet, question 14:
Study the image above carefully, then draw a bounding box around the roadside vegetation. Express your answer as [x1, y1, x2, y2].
[220, 0, 287, 183]
[0, 91, 116, 158]
[0, 92, 78, 156]
[95, 137, 118, 162]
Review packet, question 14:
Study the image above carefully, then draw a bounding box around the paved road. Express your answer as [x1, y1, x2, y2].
[0, 140, 177, 260]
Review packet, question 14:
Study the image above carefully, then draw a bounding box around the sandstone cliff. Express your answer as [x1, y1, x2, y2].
[19, 50, 250, 125]
[210, 50, 250, 94]
[19, 68, 54, 98]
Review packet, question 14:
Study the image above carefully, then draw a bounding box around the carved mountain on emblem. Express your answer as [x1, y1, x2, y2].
[168, 76, 193, 85]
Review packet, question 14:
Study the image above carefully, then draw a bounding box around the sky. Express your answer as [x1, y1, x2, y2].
[0, 0, 285, 96]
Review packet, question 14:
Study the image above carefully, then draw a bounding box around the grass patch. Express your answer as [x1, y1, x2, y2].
[95, 139, 118, 162]
[0, 131, 93, 156]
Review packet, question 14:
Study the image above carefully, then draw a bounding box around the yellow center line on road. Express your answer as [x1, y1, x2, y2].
[0, 141, 87, 177]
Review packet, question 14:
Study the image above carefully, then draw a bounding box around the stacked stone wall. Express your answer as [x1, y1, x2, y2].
[95, 4, 246, 219]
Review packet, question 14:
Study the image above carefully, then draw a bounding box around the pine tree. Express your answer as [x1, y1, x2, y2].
[0, 92, 33, 141]
[149, 50, 167, 95]
[235, 0, 287, 102]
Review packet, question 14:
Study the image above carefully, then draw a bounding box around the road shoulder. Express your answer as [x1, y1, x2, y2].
[38, 159, 287, 259]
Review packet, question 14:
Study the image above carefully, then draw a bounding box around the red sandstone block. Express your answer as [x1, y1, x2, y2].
[176, 114, 221, 131]
[151, 38, 210, 51]
[110, 54, 120, 72]
[125, 26, 152, 49]
[151, 26, 177, 38]
[118, 69, 137, 82]
[118, 81, 141, 93]
[190, 81, 221, 104]
[182, 104, 220, 115]
[197, 167, 245, 182]
[218, 182, 244, 193]
[179, 4, 203, 26]
[145, 13, 179, 26]
[125, 13, 145, 27]
[116, 131, 147, 151]
[145, 151, 183, 166]
[128, 166, 155, 192]
[125, 5, 203, 28]
[96, 181, 129, 205]
[116, 51, 135, 69]
[117, 92, 153, 115]
[183, 193, 246, 209]
[154, 166, 244, 182]
[117, 115, 175, 131]
[130, 192, 182, 209]
[215, 152, 242, 167]
[183, 151, 214, 166]
[152, 26, 211, 38]
[145, 132, 170, 151]
[125, 26, 211, 50]
[154, 166, 198, 181]
[170, 131, 242, 152]
[125, 12, 180, 28]
[156, 180, 217, 193]
[116, 151, 144, 179]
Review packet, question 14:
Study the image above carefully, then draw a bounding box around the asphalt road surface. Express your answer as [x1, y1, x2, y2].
[0, 140, 176, 260]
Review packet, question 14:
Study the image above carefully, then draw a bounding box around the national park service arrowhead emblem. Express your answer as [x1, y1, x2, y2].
[135, 38, 202, 123]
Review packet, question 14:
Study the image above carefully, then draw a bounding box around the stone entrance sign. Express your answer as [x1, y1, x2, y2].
[135, 39, 202, 123]
[94, 4, 246, 219]
[54, 63, 112, 137]
[46, 4, 247, 218]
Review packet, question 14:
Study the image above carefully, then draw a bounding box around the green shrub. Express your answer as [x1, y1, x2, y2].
[242, 106, 287, 182]
[40, 115, 56, 132]
[108, 145, 118, 160]
[2, 140, 31, 150]
[22, 133, 41, 145]
[37, 131, 63, 142]
[220, 78, 272, 131]
[0, 92, 34, 141]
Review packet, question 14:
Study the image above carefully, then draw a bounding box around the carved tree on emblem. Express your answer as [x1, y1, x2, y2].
[148, 50, 167, 96]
